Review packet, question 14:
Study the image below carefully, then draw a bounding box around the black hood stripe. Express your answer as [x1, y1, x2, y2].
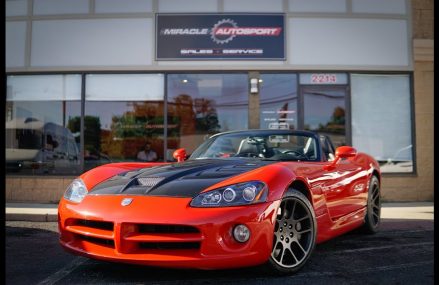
[89, 159, 275, 198]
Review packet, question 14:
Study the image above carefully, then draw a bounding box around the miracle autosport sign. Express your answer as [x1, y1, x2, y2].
[156, 14, 285, 60]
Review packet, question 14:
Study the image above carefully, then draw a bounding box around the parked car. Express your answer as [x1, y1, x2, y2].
[58, 129, 381, 275]
[6, 118, 80, 174]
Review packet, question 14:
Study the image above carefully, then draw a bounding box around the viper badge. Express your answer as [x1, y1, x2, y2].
[121, 198, 133, 206]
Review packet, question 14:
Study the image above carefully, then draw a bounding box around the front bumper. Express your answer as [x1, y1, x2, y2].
[58, 195, 280, 269]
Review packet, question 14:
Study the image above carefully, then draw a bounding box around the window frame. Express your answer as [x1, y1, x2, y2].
[5, 70, 416, 177]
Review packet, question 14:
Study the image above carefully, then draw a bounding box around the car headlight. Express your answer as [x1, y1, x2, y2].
[190, 181, 268, 207]
[63, 179, 88, 203]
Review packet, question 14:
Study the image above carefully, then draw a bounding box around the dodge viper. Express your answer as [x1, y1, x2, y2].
[58, 129, 381, 274]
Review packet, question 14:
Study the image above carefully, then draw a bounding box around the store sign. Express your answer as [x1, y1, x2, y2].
[156, 14, 285, 60]
[299, 73, 348, 85]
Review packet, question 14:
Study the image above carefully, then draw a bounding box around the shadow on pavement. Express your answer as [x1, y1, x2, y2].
[6, 226, 76, 285]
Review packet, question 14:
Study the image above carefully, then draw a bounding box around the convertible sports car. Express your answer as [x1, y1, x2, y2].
[58, 129, 381, 274]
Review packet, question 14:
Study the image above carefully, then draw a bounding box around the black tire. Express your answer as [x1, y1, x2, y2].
[261, 189, 317, 275]
[361, 175, 381, 234]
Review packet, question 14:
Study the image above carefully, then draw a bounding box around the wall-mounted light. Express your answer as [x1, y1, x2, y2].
[250, 78, 259, 94]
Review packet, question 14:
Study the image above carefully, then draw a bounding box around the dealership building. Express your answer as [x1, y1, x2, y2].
[5, 0, 433, 202]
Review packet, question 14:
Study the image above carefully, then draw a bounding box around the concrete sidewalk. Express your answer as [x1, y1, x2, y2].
[5, 202, 434, 222]
[6, 203, 59, 222]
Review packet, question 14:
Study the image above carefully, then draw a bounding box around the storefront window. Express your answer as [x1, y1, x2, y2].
[167, 74, 248, 160]
[351, 74, 413, 173]
[302, 86, 347, 147]
[84, 74, 164, 170]
[6, 75, 82, 175]
[259, 74, 298, 130]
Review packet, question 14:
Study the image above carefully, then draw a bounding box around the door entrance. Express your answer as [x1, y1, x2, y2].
[300, 85, 349, 147]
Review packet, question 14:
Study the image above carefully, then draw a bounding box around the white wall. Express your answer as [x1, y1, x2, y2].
[33, 0, 89, 15]
[289, 18, 409, 67]
[6, 0, 28, 16]
[5, 0, 412, 71]
[31, 19, 153, 67]
[289, 0, 346, 13]
[6, 21, 27, 67]
[95, 0, 153, 14]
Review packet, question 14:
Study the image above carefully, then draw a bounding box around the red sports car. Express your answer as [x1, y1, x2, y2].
[58, 129, 381, 274]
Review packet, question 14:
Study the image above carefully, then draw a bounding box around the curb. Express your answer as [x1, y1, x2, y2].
[6, 213, 58, 222]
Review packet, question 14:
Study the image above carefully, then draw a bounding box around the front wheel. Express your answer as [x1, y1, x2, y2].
[262, 190, 317, 275]
[361, 175, 381, 234]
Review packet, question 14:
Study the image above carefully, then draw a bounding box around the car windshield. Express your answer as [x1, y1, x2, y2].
[189, 131, 319, 161]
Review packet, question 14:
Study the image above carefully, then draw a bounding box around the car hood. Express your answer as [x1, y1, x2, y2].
[88, 159, 275, 198]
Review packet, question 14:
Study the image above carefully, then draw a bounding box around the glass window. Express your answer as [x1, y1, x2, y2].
[190, 131, 318, 161]
[6, 75, 82, 175]
[351, 74, 413, 173]
[302, 86, 347, 147]
[167, 74, 248, 160]
[259, 74, 298, 130]
[84, 74, 164, 170]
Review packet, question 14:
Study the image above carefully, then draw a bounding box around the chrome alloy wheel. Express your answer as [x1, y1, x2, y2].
[271, 196, 315, 268]
[362, 175, 381, 234]
[370, 180, 381, 227]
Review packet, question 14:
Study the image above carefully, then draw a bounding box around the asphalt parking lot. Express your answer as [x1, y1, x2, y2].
[6, 204, 434, 285]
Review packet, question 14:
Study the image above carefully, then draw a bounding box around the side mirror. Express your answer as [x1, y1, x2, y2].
[335, 146, 357, 158]
[173, 148, 187, 162]
[324, 146, 357, 170]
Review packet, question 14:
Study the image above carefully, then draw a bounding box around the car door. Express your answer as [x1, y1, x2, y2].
[324, 159, 368, 219]
[319, 136, 369, 220]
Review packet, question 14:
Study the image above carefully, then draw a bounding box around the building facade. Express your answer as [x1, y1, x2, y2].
[5, 0, 434, 202]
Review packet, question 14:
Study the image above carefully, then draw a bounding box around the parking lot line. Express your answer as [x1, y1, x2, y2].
[37, 257, 87, 285]
[327, 241, 434, 254]
[298, 260, 433, 278]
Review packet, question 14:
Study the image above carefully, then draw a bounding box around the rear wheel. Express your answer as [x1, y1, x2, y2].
[263, 190, 317, 275]
[361, 175, 381, 234]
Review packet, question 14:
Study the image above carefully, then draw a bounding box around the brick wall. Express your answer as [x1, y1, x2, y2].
[6, 177, 75, 203]
[381, 0, 434, 202]
[382, 48, 434, 201]
[412, 0, 434, 39]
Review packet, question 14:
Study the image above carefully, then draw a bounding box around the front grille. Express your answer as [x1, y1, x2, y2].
[76, 219, 114, 231]
[139, 242, 200, 250]
[65, 219, 202, 253]
[65, 219, 115, 249]
[138, 224, 200, 234]
[80, 235, 115, 248]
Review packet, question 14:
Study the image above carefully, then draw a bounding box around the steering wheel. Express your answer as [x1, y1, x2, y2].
[283, 150, 309, 159]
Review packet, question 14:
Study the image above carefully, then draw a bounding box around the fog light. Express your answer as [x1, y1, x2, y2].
[233, 224, 250, 243]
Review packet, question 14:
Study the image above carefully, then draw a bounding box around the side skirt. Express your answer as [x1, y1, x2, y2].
[315, 207, 367, 244]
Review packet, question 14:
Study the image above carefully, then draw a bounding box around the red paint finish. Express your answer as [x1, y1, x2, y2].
[59, 149, 380, 269]
[59, 195, 280, 269]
